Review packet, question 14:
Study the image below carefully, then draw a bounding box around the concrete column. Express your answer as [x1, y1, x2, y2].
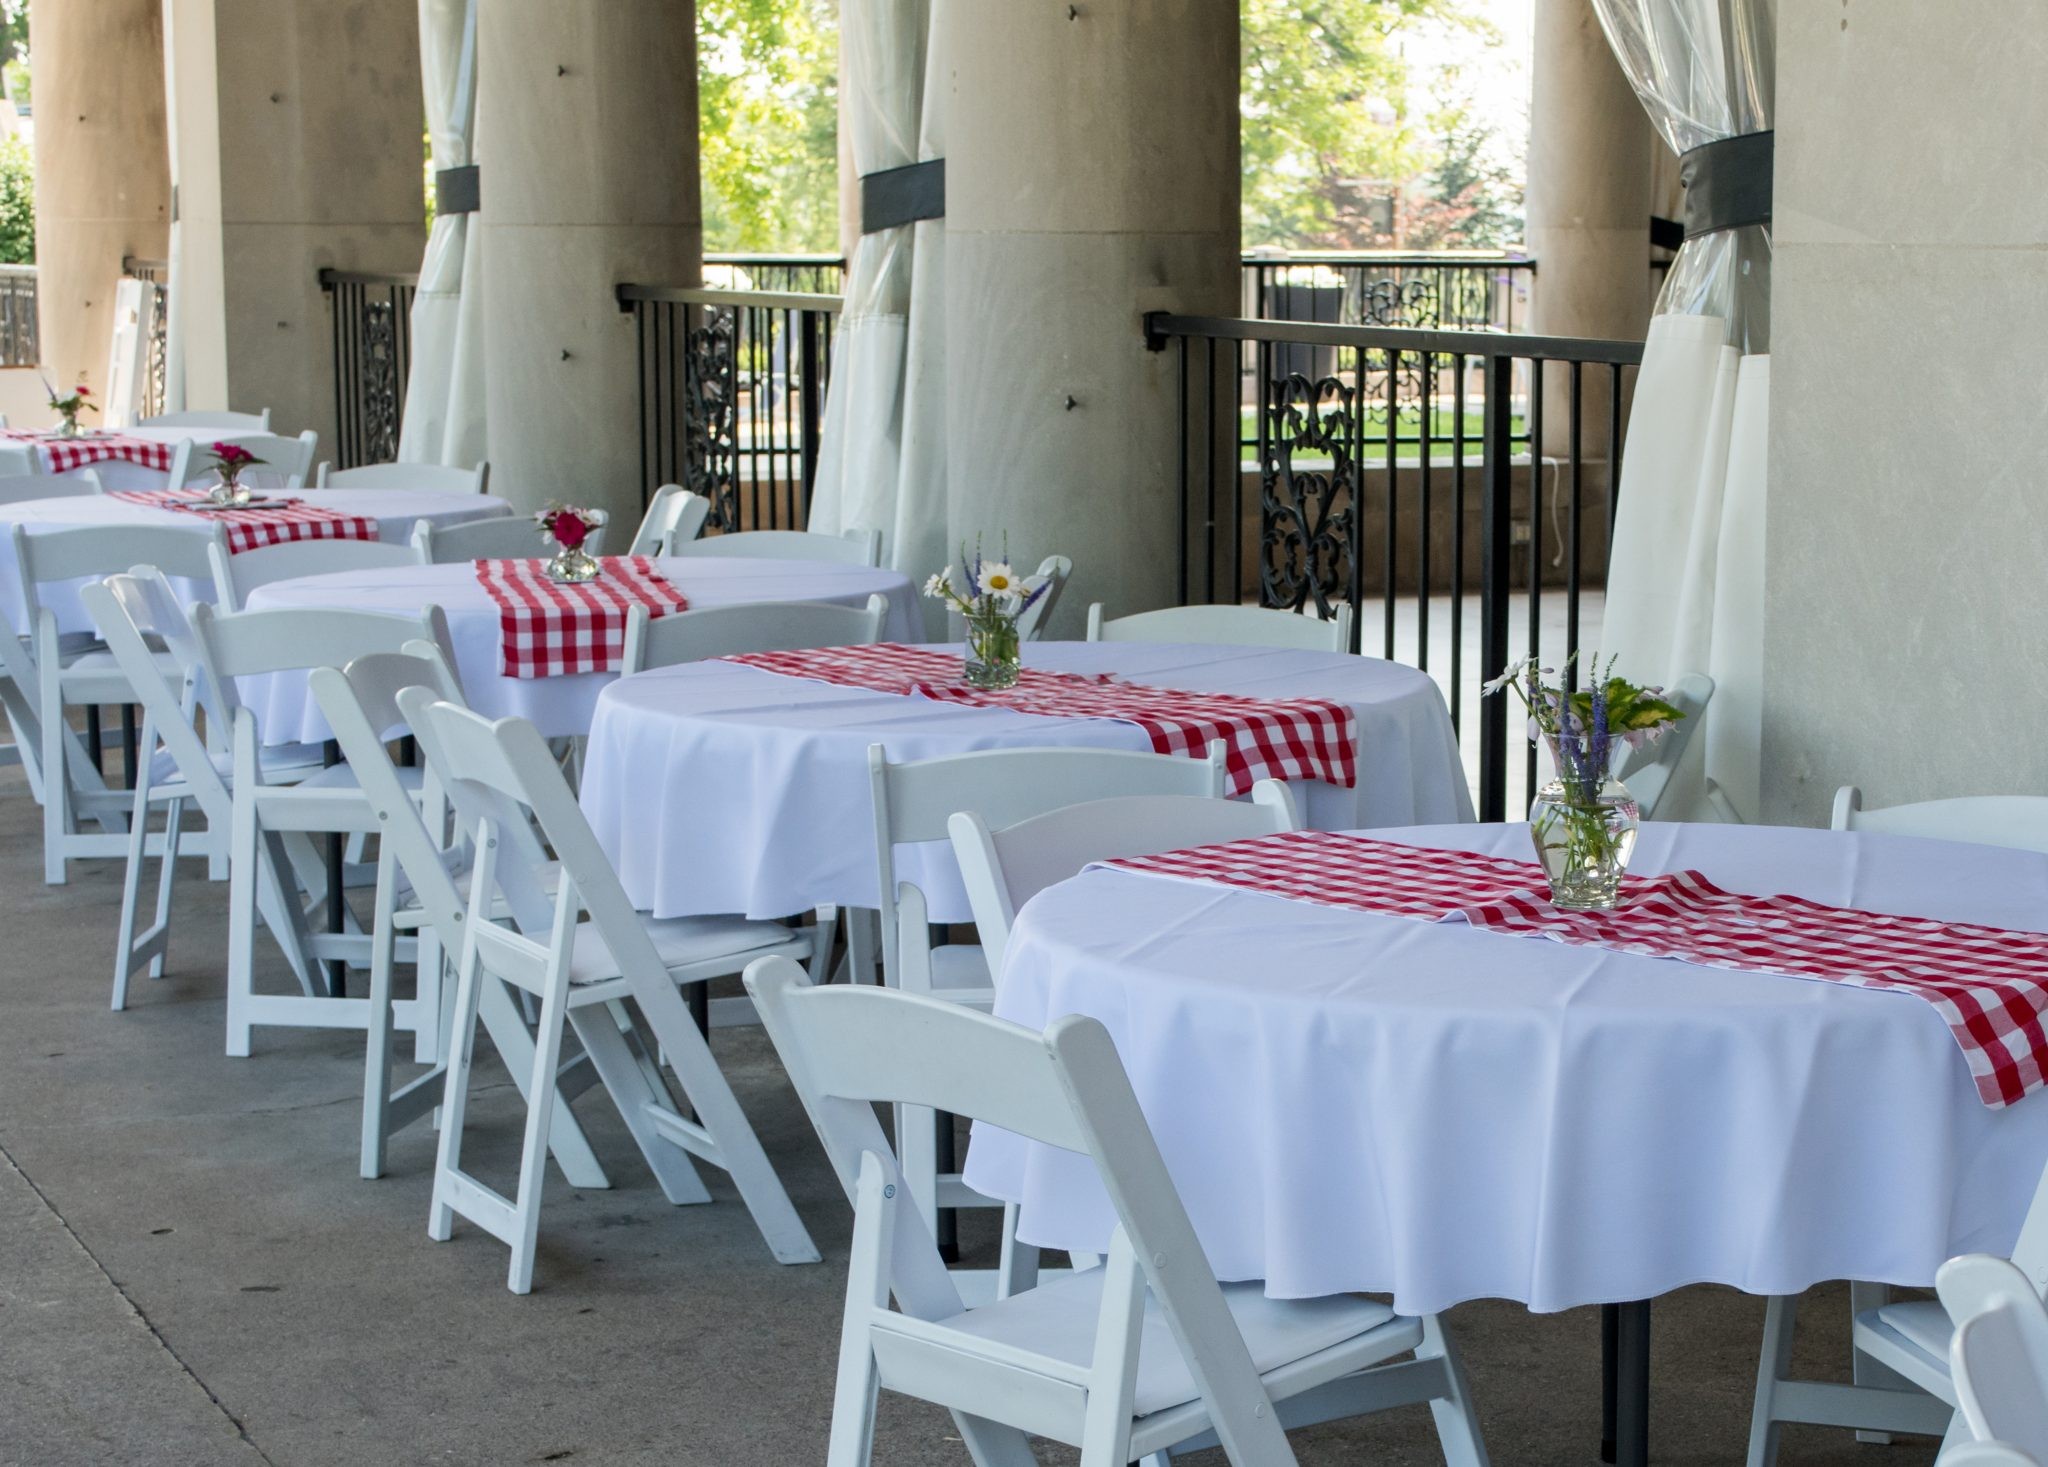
[476, 2, 701, 520]
[1526, 0, 1656, 345]
[943, 0, 1238, 633]
[29, 0, 170, 395]
[163, 0, 426, 442]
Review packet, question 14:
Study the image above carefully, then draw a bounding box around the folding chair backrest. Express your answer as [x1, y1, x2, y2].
[1014, 554, 1072, 641]
[13, 522, 224, 606]
[313, 461, 487, 494]
[621, 594, 887, 673]
[868, 741, 1229, 984]
[396, 692, 663, 978]
[744, 956, 1283, 1437]
[628, 484, 710, 555]
[168, 431, 319, 491]
[1942, 1254, 2048, 1461]
[412, 513, 606, 563]
[672, 527, 881, 567]
[208, 536, 419, 611]
[1086, 601, 1354, 654]
[140, 409, 271, 431]
[189, 602, 450, 684]
[0, 469, 97, 503]
[80, 572, 234, 826]
[951, 784, 1300, 973]
[1612, 672, 1713, 821]
[1833, 789, 2048, 857]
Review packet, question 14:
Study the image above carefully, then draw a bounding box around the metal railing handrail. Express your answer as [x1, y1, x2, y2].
[615, 282, 843, 315]
[319, 267, 421, 290]
[0, 262, 34, 278]
[1144, 311, 1642, 366]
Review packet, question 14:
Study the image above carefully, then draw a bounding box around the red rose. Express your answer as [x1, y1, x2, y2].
[550, 512, 588, 551]
[74, 385, 90, 398]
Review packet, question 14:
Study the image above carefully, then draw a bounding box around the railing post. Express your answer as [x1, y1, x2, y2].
[1478, 351, 1515, 822]
[798, 306, 823, 520]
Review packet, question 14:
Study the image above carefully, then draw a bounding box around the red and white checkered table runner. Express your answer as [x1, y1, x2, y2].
[104, 489, 378, 555]
[474, 555, 689, 678]
[727, 642, 1358, 797]
[4, 429, 176, 475]
[1104, 830, 2048, 1109]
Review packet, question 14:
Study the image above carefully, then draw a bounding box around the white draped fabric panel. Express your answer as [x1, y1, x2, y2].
[397, 0, 487, 467]
[1590, 0, 1773, 821]
[806, 0, 947, 607]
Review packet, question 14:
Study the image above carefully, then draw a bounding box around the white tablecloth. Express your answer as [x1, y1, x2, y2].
[240, 556, 921, 744]
[581, 641, 1474, 922]
[0, 490, 512, 637]
[0, 425, 250, 490]
[963, 821, 2048, 1315]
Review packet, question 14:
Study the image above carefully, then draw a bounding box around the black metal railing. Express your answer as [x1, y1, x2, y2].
[1146, 311, 1643, 821]
[317, 268, 417, 469]
[0, 264, 37, 368]
[616, 282, 840, 530]
[120, 257, 168, 418]
[1241, 251, 1533, 333]
[704, 252, 846, 296]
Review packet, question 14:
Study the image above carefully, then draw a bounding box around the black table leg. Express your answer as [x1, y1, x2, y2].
[86, 704, 103, 774]
[323, 739, 346, 998]
[1602, 1299, 1651, 1467]
[688, 984, 710, 1037]
[120, 704, 139, 790]
[936, 1110, 960, 1263]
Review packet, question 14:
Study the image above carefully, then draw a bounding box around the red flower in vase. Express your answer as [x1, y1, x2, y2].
[534, 504, 599, 552]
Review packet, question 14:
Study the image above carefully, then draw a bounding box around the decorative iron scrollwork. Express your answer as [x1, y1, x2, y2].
[684, 307, 740, 530]
[359, 300, 402, 466]
[1261, 372, 1357, 620]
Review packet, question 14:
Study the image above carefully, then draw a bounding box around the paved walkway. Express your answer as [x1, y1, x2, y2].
[0, 765, 1928, 1466]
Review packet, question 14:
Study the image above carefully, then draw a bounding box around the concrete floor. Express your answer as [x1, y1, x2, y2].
[0, 768, 1941, 1467]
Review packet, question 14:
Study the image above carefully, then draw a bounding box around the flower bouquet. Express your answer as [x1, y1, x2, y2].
[534, 503, 605, 583]
[925, 545, 1048, 690]
[1485, 653, 1685, 909]
[44, 375, 95, 439]
[205, 441, 265, 507]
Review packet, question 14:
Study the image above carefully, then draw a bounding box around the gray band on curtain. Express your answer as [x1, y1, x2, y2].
[860, 159, 945, 234]
[435, 166, 480, 216]
[1679, 131, 1772, 239]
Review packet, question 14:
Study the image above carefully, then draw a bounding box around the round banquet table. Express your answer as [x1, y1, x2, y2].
[0, 424, 230, 489]
[962, 820, 2048, 1317]
[580, 640, 1475, 923]
[0, 488, 512, 636]
[238, 555, 921, 744]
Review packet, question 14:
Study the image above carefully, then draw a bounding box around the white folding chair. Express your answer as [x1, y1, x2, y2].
[1086, 601, 1353, 654]
[672, 527, 882, 567]
[187, 601, 454, 1057]
[308, 645, 615, 1186]
[1747, 1103, 2048, 1463]
[313, 460, 489, 495]
[1748, 789, 2048, 1463]
[207, 536, 420, 612]
[950, 783, 1299, 979]
[1610, 672, 1724, 821]
[166, 430, 319, 491]
[1015, 554, 1073, 642]
[1944, 1254, 2048, 1463]
[1833, 790, 2048, 856]
[411, 512, 607, 564]
[744, 957, 1491, 1467]
[396, 688, 829, 1292]
[0, 468, 100, 502]
[12, 522, 224, 881]
[83, 572, 324, 1009]
[621, 594, 888, 674]
[866, 742, 1230, 1249]
[628, 483, 711, 556]
[139, 409, 272, 431]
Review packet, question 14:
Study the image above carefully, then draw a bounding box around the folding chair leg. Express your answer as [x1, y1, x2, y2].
[1848, 1282, 1896, 1443]
[112, 778, 154, 1011]
[224, 788, 263, 1057]
[148, 796, 184, 981]
[1746, 1295, 1798, 1467]
[474, 977, 610, 1190]
[428, 955, 487, 1244]
[569, 1004, 712, 1207]
[361, 850, 402, 1180]
[411, 927, 445, 1066]
[898, 1101, 941, 1243]
[828, 1161, 893, 1467]
[506, 976, 573, 1295]
[1419, 1313, 1491, 1467]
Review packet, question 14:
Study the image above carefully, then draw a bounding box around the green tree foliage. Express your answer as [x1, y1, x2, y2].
[0, 134, 33, 264]
[1402, 97, 1524, 249]
[698, 0, 839, 254]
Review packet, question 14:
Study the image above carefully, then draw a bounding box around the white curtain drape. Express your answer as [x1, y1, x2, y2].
[1590, 0, 1774, 821]
[396, 0, 486, 467]
[807, 0, 946, 610]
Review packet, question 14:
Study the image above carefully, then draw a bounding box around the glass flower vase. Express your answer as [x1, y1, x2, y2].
[544, 546, 600, 584]
[206, 476, 252, 508]
[1529, 776, 1640, 911]
[963, 612, 1021, 690]
[55, 415, 80, 439]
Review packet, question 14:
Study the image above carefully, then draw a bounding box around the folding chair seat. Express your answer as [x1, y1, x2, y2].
[14, 522, 227, 882]
[744, 958, 1491, 1467]
[186, 600, 458, 1057]
[396, 686, 829, 1291]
